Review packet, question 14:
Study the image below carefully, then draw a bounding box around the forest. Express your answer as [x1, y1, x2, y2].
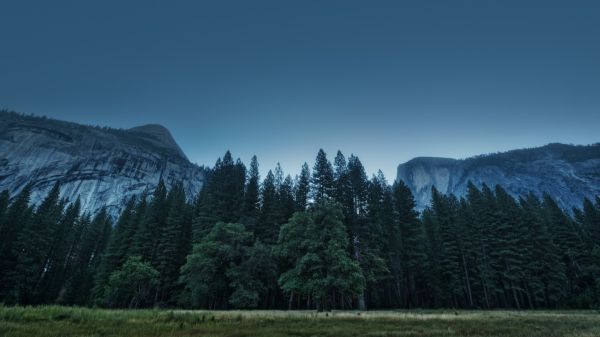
[1, 149, 599, 310]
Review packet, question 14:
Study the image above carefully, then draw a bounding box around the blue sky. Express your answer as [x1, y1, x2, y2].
[1, 0, 599, 180]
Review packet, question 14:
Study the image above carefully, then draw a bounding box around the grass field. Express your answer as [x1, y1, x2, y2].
[1, 306, 600, 337]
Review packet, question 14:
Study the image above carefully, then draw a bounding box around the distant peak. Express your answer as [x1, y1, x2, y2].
[128, 124, 172, 137]
[128, 124, 188, 160]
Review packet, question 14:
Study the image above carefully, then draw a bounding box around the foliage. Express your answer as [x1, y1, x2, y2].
[1, 149, 600, 310]
[102, 256, 159, 308]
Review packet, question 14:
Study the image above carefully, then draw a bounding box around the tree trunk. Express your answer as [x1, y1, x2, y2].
[461, 253, 473, 308]
[288, 292, 294, 310]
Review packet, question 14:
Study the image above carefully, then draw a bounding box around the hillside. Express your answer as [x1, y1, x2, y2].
[396, 143, 600, 210]
[0, 111, 205, 216]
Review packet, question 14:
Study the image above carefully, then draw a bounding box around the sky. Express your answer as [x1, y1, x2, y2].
[1, 0, 599, 180]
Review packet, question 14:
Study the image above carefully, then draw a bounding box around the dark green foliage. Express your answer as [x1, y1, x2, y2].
[7, 184, 63, 304]
[130, 180, 168, 262]
[62, 209, 112, 305]
[155, 182, 192, 305]
[311, 149, 334, 202]
[277, 200, 364, 311]
[179, 222, 272, 309]
[102, 256, 159, 308]
[1, 149, 599, 310]
[294, 163, 311, 211]
[0, 185, 33, 301]
[390, 180, 428, 308]
[241, 155, 260, 228]
[258, 170, 280, 244]
[193, 151, 247, 238]
[92, 197, 141, 302]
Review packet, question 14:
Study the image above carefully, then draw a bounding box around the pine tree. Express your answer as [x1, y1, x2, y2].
[519, 194, 567, 307]
[311, 149, 334, 202]
[333, 151, 352, 216]
[367, 171, 398, 307]
[8, 183, 63, 304]
[345, 155, 373, 310]
[278, 201, 364, 311]
[258, 170, 280, 244]
[92, 197, 140, 302]
[155, 182, 191, 304]
[465, 182, 496, 308]
[0, 185, 33, 301]
[493, 185, 527, 309]
[63, 208, 112, 305]
[131, 180, 168, 263]
[294, 163, 311, 211]
[278, 175, 296, 224]
[179, 222, 255, 309]
[392, 180, 428, 308]
[192, 151, 247, 239]
[0, 189, 10, 240]
[581, 198, 600, 246]
[37, 198, 82, 303]
[241, 155, 260, 228]
[542, 194, 590, 304]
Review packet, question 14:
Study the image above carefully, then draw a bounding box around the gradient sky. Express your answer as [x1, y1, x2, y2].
[1, 0, 599, 180]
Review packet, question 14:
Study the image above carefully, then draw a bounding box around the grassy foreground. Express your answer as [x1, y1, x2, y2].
[1, 306, 600, 337]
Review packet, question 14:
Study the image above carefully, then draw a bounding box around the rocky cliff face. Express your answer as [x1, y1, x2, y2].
[396, 143, 600, 211]
[0, 111, 205, 216]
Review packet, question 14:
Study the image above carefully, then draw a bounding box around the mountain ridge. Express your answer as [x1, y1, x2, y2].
[396, 142, 600, 211]
[0, 110, 205, 216]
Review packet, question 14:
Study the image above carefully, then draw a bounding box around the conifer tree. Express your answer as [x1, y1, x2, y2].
[278, 175, 296, 224]
[0, 189, 10, 238]
[155, 182, 191, 304]
[242, 155, 260, 228]
[311, 149, 334, 202]
[294, 163, 311, 211]
[93, 197, 140, 301]
[0, 185, 33, 301]
[63, 208, 112, 305]
[333, 151, 352, 216]
[278, 201, 364, 311]
[179, 222, 258, 309]
[392, 180, 428, 308]
[8, 183, 63, 304]
[258, 170, 280, 244]
[131, 180, 168, 263]
[37, 198, 82, 303]
[519, 194, 567, 307]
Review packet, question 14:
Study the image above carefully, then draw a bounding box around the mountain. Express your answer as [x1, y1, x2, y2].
[396, 143, 600, 211]
[0, 111, 205, 216]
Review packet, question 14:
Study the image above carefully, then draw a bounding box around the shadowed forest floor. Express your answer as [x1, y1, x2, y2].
[1, 306, 600, 337]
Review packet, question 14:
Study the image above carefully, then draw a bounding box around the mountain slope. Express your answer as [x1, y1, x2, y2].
[396, 143, 600, 211]
[0, 111, 205, 216]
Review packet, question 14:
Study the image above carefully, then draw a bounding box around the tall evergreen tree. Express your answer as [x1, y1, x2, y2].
[130, 180, 168, 263]
[392, 180, 428, 308]
[63, 209, 112, 305]
[155, 182, 191, 304]
[278, 200, 364, 311]
[258, 170, 280, 244]
[311, 149, 334, 202]
[0, 185, 33, 301]
[241, 155, 260, 228]
[294, 163, 311, 211]
[7, 184, 63, 304]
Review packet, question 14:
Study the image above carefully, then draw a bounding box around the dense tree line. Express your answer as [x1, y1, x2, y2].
[1, 150, 600, 309]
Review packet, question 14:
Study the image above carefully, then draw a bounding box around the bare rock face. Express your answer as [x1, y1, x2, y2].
[0, 111, 205, 217]
[396, 143, 600, 211]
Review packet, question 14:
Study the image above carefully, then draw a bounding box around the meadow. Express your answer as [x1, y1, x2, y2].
[1, 306, 600, 337]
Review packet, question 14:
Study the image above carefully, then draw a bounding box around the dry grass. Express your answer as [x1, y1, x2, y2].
[1, 306, 600, 337]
